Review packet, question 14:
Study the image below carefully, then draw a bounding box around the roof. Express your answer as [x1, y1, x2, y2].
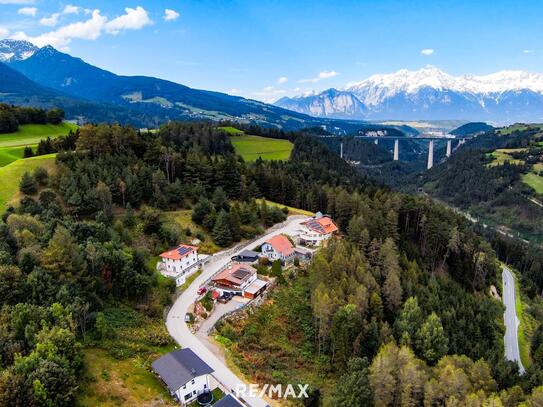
[265, 235, 294, 256]
[302, 216, 338, 235]
[238, 250, 259, 258]
[159, 244, 197, 260]
[214, 394, 244, 407]
[213, 263, 256, 286]
[151, 349, 214, 392]
[245, 278, 268, 295]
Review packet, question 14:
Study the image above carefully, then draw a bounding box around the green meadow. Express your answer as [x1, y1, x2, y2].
[229, 133, 293, 161]
[0, 122, 77, 148]
[0, 154, 57, 209]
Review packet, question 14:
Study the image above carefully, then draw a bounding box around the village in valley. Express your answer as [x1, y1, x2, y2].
[151, 213, 338, 406]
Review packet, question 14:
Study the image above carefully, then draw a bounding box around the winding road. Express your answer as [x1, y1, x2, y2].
[502, 265, 526, 374]
[165, 215, 309, 407]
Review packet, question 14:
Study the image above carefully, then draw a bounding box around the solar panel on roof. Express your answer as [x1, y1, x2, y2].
[177, 246, 193, 256]
[307, 220, 325, 233]
[232, 269, 251, 280]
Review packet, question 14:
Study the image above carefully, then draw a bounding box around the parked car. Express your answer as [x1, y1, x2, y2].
[197, 286, 207, 295]
[184, 313, 192, 323]
[218, 292, 234, 303]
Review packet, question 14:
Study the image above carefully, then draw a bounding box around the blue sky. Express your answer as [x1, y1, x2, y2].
[1, 0, 542, 102]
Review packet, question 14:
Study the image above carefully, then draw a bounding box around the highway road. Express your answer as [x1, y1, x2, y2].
[165, 215, 309, 407]
[502, 265, 526, 374]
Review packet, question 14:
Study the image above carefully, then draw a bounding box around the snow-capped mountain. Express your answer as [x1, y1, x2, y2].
[275, 66, 543, 122]
[275, 88, 367, 119]
[0, 39, 38, 62]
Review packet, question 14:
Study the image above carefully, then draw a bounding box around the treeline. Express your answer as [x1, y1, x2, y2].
[0, 104, 65, 133]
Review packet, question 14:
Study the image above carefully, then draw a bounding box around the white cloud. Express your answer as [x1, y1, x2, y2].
[13, 7, 152, 48]
[0, 0, 35, 4]
[421, 48, 434, 56]
[63, 5, 80, 15]
[105, 6, 152, 34]
[0, 26, 9, 37]
[523, 49, 535, 54]
[277, 76, 288, 84]
[299, 70, 339, 83]
[164, 8, 180, 21]
[253, 85, 287, 102]
[40, 13, 60, 27]
[17, 6, 37, 16]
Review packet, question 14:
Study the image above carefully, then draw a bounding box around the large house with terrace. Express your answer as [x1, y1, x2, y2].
[212, 263, 268, 299]
[158, 244, 200, 286]
[260, 234, 295, 264]
[299, 213, 338, 246]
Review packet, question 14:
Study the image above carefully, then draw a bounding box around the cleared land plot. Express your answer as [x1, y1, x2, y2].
[218, 126, 244, 135]
[162, 209, 221, 254]
[522, 173, 543, 194]
[0, 122, 77, 148]
[230, 134, 293, 161]
[487, 148, 526, 167]
[0, 153, 57, 209]
[257, 198, 314, 216]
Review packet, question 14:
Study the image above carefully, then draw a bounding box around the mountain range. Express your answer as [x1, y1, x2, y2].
[275, 66, 543, 123]
[0, 39, 387, 133]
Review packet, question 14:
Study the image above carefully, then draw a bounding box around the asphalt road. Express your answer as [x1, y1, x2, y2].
[166, 215, 309, 407]
[502, 265, 526, 374]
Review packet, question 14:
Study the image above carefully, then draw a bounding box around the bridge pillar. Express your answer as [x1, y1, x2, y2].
[446, 140, 452, 157]
[374, 139, 378, 145]
[340, 142, 343, 159]
[427, 140, 434, 169]
[393, 139, 399, 161]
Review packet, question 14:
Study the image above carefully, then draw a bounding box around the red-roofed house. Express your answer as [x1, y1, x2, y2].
[299, 214, 338, 246]
[260, 234, 295, 264]
[212, 263, 268, 299]
[159, 244, 199, 286]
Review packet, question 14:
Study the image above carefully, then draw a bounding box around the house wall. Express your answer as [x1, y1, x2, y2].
[174, 374, 210, 405]
[299, 226, 332, 246]
[261, 242, 280, 261]
[162, 251, 198, 273]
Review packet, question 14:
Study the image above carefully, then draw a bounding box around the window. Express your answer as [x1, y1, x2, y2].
[191, 379, 195, 385]
[184, 394, 191, 401]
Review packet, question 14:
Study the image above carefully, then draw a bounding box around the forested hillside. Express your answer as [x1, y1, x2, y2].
[2, 120, 543, 406]
[416, 125, 543, 243]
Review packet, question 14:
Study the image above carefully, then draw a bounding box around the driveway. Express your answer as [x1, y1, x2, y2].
[166, 215, 309, 407]
[502, 265, 526, 374]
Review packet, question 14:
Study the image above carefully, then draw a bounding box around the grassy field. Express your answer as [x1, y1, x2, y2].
[497, 124, 543, 135]
[522, 173, 543, 194]
[0, 145, 37, 167]
[218, 126, 244, 135]
[230, 134, 293, 161]
[0, 122, 77, 148]
[514, 273, 533, 368]
[257, 199, 314, 216]
[0, 153, 57, 209]
[77, 307, 178, 407]
[162, 209, 221, 254]
[487, 148, 526, 167]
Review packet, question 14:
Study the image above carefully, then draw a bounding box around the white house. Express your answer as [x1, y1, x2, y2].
[159, 244, 199, 286]
[299, 213, 338, 247]
[260, 234, 295, 264]
[152, 348, 215, 405]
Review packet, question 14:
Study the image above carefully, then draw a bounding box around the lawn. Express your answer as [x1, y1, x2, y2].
[230, 134, 293, 162]
[514, 272, 533, 368]
[522, 172, 543, 194]
[0, 153, 57, 209]
[0, 122, 77, 148]
[0, 145, 36, 167]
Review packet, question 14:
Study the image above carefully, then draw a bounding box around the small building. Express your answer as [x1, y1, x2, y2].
[231, 249, 259, 263]
[294, 246, 313, 262]
[214, 394, 245, 407]
[152, 348, 214, 405]
[159, 244, 199, 286]
[260, 234, 295, 264]
[212, 263, 268, 299]
[299, 214, 338, 247]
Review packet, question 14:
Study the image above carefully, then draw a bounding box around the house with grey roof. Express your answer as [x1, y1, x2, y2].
[152, 348, 214, 405]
